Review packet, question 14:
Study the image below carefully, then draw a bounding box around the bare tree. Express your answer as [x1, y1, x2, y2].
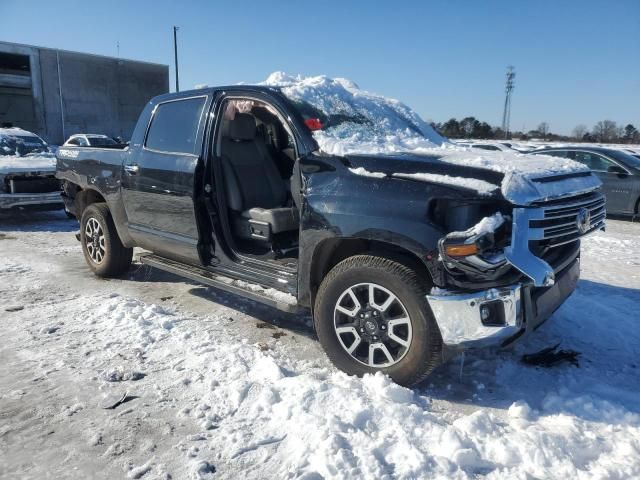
[538, 122, 549, 140]
[572, 124, 587, 141]
[592, 120, 619, 143]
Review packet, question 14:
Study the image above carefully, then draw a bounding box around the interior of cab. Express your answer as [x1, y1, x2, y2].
[215, 98, 301, 264]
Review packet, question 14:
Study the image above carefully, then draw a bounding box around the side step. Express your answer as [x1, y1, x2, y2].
[138, 253, 302, 313]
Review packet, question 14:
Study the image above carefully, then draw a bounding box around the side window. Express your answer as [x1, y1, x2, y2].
[573, 152, 615, 171]
[545, 150, 567, 158]
[68, 138, 79, 146]
[78, 137, 89, 147]
[145, 97, 207, 154]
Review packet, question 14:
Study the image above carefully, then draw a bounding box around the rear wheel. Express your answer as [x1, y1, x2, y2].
[314, 255, 442, 386]
[80, 203, 132, 277]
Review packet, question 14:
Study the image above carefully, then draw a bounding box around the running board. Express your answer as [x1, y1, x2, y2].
[138, 253, 301, 313]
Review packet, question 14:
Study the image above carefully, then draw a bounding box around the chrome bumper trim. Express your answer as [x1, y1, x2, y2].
[505, 208, 556, 287]
[427, 284, 523, 349]
[505, 193, 605, 287]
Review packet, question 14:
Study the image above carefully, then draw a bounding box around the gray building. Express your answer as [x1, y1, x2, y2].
[0, 41, 169, 144]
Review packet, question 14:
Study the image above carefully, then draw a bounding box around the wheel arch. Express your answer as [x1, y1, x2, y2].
[306, 237, 433, 312]
[75, 187, 107, 216]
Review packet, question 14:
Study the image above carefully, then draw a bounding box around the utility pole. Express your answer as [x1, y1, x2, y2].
[173, 26, 180, 92]
[501, 66, 515, 139]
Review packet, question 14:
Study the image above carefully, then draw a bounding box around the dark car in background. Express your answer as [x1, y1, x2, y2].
[532, 146, 640, 217]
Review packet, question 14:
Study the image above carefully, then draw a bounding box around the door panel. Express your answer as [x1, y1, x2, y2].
[570, 151, 634, 214]
[595, 172, 635, 214]
[122, 150, 201, 259]
[121, 95, 209, 262]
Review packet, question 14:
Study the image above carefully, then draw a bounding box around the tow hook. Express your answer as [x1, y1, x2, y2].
[75, 231, 81, 242]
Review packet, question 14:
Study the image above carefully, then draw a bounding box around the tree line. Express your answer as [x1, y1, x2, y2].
[431, 117, 640, 144]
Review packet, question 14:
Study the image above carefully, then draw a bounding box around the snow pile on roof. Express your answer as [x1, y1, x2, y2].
[0, 126, 41, 138]
[262, 72, 445, 155]
[261, 73, 594, 202]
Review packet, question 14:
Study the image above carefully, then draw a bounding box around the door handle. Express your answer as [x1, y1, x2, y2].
[124, 164, 139, 175]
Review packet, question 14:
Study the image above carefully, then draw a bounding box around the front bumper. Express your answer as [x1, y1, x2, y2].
[427, 257, 580, 349]
[0, 191, 63, 209]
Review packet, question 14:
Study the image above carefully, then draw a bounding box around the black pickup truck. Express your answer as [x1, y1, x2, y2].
[56, 77, 605, 385]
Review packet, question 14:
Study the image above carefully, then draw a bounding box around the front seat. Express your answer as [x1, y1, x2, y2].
[221, 113, 299, 241]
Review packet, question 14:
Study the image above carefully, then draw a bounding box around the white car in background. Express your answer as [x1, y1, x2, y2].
[63, 134, 122, 147]
[456, 141, 518, 152]
[0, 127, 63, 210]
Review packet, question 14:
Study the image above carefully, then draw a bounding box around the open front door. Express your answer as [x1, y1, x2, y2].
[121, 95, 210, 263]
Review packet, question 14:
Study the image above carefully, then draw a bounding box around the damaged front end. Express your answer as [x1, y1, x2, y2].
[426, 189, 602, 350]
[0, 172, 63, 209]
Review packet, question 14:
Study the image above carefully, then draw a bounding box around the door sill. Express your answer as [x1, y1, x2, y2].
[138, 253, 302, 313]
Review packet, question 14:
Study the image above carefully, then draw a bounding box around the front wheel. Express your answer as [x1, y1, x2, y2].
[80, 203, 132, 277]
[314, 255, 442, 386]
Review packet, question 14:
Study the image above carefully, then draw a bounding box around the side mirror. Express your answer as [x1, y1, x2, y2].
[607, 165, 628, 177]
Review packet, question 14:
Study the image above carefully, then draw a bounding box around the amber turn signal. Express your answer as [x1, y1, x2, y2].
[444, 243, 479, 257]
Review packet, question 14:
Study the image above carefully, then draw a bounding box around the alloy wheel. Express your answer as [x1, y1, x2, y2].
[333, 282, 412, 368]
[84, 217, 106, 264]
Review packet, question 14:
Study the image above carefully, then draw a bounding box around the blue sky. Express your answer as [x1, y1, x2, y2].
[1, 0, 638, 135]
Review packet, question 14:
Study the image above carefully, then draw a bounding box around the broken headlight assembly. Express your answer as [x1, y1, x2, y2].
[438, 211, 512, 279]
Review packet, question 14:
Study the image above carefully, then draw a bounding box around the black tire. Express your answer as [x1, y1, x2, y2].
[80, 203, 132, 277]
[314, 255, 442, 386]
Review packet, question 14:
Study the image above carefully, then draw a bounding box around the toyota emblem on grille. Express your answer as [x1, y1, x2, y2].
[576, 207, 591, 234]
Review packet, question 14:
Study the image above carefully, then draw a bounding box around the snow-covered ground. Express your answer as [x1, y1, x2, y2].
[1, 210, 639, 479]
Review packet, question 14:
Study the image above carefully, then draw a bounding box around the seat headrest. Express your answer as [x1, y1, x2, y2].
[228, 113, 256, 141]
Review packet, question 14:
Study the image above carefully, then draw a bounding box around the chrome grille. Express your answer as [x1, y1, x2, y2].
[528, 192, 606, 247]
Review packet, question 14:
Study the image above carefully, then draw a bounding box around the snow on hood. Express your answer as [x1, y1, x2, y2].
[0, 154, 56, 174]
[262, 73, 596, 203]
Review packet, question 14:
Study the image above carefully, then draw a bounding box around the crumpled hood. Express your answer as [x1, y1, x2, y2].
[0, 153, 57, 175]
[345, 148, 601, 206]
[434, 148, 600, 205]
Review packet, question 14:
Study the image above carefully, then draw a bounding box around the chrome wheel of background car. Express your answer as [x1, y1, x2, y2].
[333, 282, 412, 368]
[84, 217, 106, 264]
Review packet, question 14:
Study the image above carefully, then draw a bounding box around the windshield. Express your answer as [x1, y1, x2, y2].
[88, 136, 117, 146]
[263, 73, 446, 155]
[0, 134, 49, 156]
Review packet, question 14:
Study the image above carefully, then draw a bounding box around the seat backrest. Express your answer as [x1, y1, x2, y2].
[221, 113, 287, 211]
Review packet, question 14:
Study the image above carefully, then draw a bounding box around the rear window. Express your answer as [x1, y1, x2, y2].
[89, 137, 117, 147]
[145, 97, 206, 154]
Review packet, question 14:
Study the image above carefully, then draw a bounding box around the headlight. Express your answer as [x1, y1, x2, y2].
[439, 212, 511, 275]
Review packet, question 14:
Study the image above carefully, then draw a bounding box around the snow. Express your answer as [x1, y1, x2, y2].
[2, 210, 640, 479]
[392, 172, 499, 195]
[348, 166, 386, 178]
[1, 127, 55, 173]
[0, 153, 56, 174]
[0, 126, 42, 138]
[469, 212, 506, 236]
[262, 71, 445, 154]
[261, 73, 591, 201]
